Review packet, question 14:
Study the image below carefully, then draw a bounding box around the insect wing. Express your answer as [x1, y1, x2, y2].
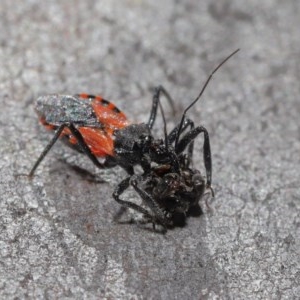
[77, 94, 130, 130]
[36, 94, 101, 127]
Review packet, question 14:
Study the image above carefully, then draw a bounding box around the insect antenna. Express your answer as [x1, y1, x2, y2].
[174, 49, 240, 148]
[158, 96, 181, 173]
[158, 99, 168, 150]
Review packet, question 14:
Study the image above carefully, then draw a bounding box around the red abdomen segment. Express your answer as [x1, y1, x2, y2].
[36, 94, 131, 157]
[62, 126, 115, 156]
[78, 94, 129, 129]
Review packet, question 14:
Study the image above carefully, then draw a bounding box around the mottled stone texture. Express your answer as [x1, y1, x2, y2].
[0, 1, 299, 299]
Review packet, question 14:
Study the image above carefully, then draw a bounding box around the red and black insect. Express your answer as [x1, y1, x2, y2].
[29, 89, 175, 176]
[29, 49, 239, 229]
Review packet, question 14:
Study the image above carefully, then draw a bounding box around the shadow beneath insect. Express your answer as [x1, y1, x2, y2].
[113, 204, 204, 234]
[113, 207, 165, 234]
[117, 219, 168, 234]
[51, 159, 107, 183]
[14, 161, 106, 185]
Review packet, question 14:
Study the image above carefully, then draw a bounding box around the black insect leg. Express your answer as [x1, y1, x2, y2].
[29, 123, 114, 177]
[29, 124, 66, 177]
[147, 85, 176, 129]
[113, 176, 154, 221]
[167, 118, 195, 167]
[175, 126, 212, 188]
[168, 118, 194, 143]
[130, 176, 169, 230]
[66, 124, 113, 170]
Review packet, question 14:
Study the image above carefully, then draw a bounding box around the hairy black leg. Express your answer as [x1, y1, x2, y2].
[113, 177, 154, 220]
[168, 118, 194, 143]
[176, 126, 212, 187]
[29, 124, 66, 177]
[67, 124, 112, 170]
[147, 85, 176, 129]
[29, 123, 114, 177]
[130, 176, 169, 230]
[168, 118, 195, 166]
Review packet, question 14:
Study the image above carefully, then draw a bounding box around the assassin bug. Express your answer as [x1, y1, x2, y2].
[29, 88, 175, 177]
[29, 49, 239, 229]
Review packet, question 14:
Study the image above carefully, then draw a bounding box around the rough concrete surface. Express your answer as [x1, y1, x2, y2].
[0, 0, 299, 299]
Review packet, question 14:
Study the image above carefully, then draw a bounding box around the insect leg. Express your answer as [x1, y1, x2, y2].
[130, 175, 169, 230]
[113, 176, 154, 220]
[175, 126, 212, 188]
[147, 85, 176, 129]
[29, 124, 66, 177]
[67, 124, 111, 169]
[168, 118, 195, 166]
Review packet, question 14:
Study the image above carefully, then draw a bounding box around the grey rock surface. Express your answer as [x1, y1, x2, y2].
[0, 0, 299, 299]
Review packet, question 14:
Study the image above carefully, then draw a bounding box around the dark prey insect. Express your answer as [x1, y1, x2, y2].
[114, 92, 208, 229]
[126, 154, 208, 228]
[29, 49, 239, 229]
